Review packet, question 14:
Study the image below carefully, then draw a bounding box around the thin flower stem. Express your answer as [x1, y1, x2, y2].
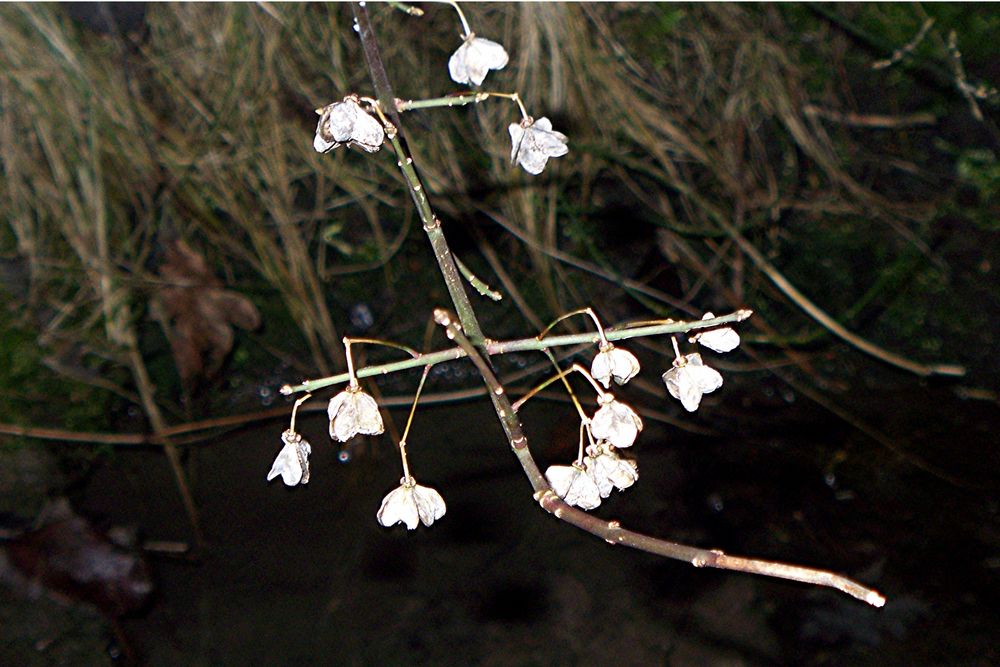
[511, 352, 590, 423]
[538, 307, 608, 348]
[343, 338, 359, 389]
[543, 349, 589, 423]
[399, 439, 412, 483]
[344, 337, 420, 359]
[568, 362, 608, 398]
[671, 336, 683, 363]
[442, 0, 471, 38]
[435, 308, 886, 608]
[289, 393, 311, 433]
[398, 365, 432, 485]
[576, 422, 586, 465]
[280, 311, 750, 395]
[400, 365, 432, 444]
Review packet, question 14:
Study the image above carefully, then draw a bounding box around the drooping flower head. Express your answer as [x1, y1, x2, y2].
[590, 394, 643, 449]
[314, 95, 385, 154]
[662, 352, 723, 412]
[377, 478, 447, 530]
[585, 443, 638, 498]
[266, 429, 312, 486]
[545, 463, 602, 510]
[591, 344, 641, 389]
[327, 386, 385, 442]
[508, 116, 569, 175]
[688, 312, 741, 353]
[448, 33, 509, 86]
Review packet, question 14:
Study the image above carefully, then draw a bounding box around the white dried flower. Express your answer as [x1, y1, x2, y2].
[376, 478, 447, 530]
[508, 117, 569, 175]
[266, 429, 311, 486]
[662, 352, 723, 412]
[591, 344, 641, 389]
[688, 312, 741, 353]
[545, 464, 602, 510]
[586, 443, 638, 498]
[448, 33, 509, 86]
[327, 386, 385, 442]
[314, 95, 385, 154]
[590, 395, 643, 449]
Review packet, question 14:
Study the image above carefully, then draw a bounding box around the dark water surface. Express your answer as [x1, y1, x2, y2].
[67, 383, 1000, 666]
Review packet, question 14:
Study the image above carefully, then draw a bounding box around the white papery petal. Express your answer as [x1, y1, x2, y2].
[411, 484, 447, 527]
[314, 97, 384, 154]
[348, 110, 386, 153]
[589, 446, 638, 493]
[508, 117, 569, 175]
[689, 312, 741, 353]
[313, 133, 337, 153]
[591, 346, 641, 388]
[545, 465, 602, 510]
[266, 431, 311, 486]
[448, 35, 509, 86]
[662, 353, 723, 412]
[377, 486, 419, 529]
[585, 455, 614, 499]
[267, 441, 302, 485]
[328, 388, 385, 442]
[377, 481, 447, 530]
[590, 398, 643, 448]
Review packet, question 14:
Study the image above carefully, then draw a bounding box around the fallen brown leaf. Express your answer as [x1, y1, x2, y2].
[154, 239, 261, 389]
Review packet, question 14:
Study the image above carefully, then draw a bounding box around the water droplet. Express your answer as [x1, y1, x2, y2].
[707, 492, 724, 512]
[349, 303, 374, 332]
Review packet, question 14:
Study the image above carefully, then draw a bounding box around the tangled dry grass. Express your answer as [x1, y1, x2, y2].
[0, 3, 991, 437]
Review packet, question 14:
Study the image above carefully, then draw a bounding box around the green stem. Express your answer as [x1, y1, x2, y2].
[281, 310, 752, 394]
[396, 92, 486, 111]
[353, 3, 486, 347]
[454, 255, 502, 301]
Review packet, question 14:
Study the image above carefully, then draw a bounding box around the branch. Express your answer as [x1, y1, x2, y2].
[352, 2, 487, 346]
[435, 308, 886, 607]
[281, 310, 752, 394]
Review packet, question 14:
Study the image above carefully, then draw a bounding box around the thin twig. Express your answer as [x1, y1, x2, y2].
[281, 311, 750, 394]
[435, 309, 885, 607]
[872, 17, 935, 70]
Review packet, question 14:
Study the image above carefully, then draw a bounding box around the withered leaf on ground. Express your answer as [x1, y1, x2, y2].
[154, 239, 261, 388]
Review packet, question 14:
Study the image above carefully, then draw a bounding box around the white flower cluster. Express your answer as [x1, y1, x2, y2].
[543, 311, 746, 510]
[546, 444, 638, 511]
[313, 11, 568, 174]
[544, 339, 643, 510]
